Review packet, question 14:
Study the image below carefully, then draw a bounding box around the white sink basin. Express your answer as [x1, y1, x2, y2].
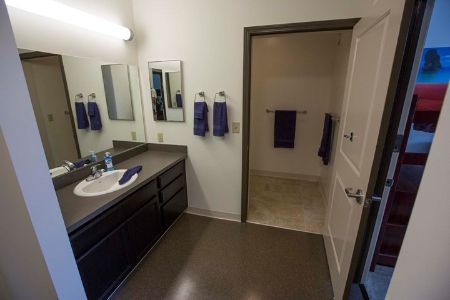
[74, 169, 138, 197]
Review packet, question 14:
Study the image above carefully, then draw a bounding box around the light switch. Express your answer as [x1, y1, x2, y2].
[47, 114, 54, 122]
[157, 132, 164, 143]
[232, 122, 240, 133]
[131, 131, 137, 141]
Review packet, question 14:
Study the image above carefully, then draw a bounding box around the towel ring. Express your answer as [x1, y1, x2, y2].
[194, 91, 206, 102]
[214, 91, 226, 102]
[75, 93, 84, 101]
[88, 93, 96, 102]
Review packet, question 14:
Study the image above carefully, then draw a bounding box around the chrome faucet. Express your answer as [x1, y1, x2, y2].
[61, 160, 75, 171]
[86, 164, 103, 182]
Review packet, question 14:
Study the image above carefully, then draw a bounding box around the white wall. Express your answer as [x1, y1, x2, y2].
[424, 0, 450, 48]
[319, 31, 352, 203]
[386, 85, 450, 300]
[249, 31, 346, 179]
[132, 0, 367, 215]
[62, 56, 145, 157]
[0, 1, 86, 298]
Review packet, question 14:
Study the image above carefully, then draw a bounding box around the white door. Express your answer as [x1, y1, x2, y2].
[323, 1, 406, 299]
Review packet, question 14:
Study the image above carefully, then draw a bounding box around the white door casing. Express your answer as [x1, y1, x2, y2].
[323, 1, 406, 299]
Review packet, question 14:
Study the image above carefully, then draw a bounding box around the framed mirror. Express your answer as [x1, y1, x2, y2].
[148, 60, 184, 122]
[101, 64, 135, 121]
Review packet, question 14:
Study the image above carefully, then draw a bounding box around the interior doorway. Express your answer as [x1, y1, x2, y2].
[246, 29, 352, 234]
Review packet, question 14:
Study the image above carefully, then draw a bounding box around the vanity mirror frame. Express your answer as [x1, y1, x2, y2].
[148, 60, 185, 122]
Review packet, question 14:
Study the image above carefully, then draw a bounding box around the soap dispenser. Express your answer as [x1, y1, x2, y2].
[104, 152, 114, 171]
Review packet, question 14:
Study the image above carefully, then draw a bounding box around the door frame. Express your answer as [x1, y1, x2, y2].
[20, 52, 82, 159]
[241, 18, 360, 222]
[347, 0, 433, 297]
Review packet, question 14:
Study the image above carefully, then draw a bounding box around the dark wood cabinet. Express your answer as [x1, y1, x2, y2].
[69, 160, 187, 299]
[161, 188, 188, 229]
[125, 196, 162, 264]
[76, 226, 131, 300]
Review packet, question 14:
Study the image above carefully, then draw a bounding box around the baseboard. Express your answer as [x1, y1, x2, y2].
[249, 169, 319, 182]
[186, 207, 241, 222]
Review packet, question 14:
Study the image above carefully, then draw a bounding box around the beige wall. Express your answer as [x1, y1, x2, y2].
[132, 0, 367, 216]
[386, 84, 450, 299]
[249, 31, 350, 179]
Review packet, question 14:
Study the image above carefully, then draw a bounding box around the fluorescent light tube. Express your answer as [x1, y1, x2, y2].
[5, 0, 133, 41]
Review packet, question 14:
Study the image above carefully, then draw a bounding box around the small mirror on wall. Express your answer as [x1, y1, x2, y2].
[148, 60, 184, 122]
[101, 64, 135, 121]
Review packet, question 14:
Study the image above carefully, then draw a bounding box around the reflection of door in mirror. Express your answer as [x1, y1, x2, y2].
[101, 64, 135, 121]
[165, 71, 182, 108]
[20, 54, 80, 168]
[151, 69, 167, 121]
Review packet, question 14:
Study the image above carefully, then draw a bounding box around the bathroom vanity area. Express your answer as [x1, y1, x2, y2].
[56, 145, 188, 299]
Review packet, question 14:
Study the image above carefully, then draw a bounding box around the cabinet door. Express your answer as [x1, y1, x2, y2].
[77, 227, 130, 300]
[125, 197, 162, 264]
[161, 188, 187, 229]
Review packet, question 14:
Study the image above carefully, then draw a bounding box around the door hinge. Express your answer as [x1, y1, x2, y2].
[393, 134, 403, 152]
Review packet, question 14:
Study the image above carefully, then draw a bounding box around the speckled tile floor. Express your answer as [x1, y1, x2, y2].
[113, 214, 333, 300]
[248, 175, 326, 234]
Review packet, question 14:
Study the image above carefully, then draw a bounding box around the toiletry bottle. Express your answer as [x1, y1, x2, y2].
[104, 152, 114, 171]
[89, 150, 97, 162]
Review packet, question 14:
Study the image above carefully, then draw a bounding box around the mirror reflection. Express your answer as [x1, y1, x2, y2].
[19, 49, 146, 178]
[101, 64, 135, 121]
[149, 60, 184, 122]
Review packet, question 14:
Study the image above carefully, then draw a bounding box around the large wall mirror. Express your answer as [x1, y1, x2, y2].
[149, 60, 184, 122]
[19, 49, 146, 178]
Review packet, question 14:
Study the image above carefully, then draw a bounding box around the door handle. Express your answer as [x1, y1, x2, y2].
[344, 132, 354, 141]
[345, 188, 365, 204]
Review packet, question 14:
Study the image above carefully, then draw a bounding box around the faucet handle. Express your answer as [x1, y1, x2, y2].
[90, 164, 101, 174]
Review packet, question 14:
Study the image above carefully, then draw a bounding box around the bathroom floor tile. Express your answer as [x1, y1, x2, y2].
[248, 175, 326, 234]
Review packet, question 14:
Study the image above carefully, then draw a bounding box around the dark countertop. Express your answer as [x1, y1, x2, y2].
[57, 149, 186, 234]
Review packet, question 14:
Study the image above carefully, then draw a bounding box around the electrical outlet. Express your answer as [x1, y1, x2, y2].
[232, 122, 240, 133]
[157, 132, 164, 143]
[131, 131, 137, 141]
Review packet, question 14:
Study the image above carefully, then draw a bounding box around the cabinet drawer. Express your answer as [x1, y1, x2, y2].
[161, 188, 187, 229]
[160, 174, 184, 204]
[158, 161, 184, 188]
[77, 226, 130, 300]
[70, 180, 157, 258]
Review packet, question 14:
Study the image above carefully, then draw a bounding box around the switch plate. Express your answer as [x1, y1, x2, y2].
[157, 132, 164, 143]
[232, 122, 240, 133]
[47, 114, 54, 122]
[131, 131, 137, 141]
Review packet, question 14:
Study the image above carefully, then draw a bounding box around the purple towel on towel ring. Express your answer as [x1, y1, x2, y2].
[213, 101, 229, 137]
[274, 110, 296, 148]
[88, 102, 102, 130]
[194, 102, 209, 136]
[75, 102, 89, 129]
